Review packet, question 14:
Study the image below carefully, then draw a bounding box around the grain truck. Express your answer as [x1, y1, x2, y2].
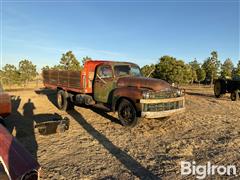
[43, 60, 185, 127]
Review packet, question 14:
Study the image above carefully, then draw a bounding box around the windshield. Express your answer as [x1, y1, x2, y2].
[114, 65, 142, 77]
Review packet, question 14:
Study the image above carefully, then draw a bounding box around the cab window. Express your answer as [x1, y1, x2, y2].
[97, 65, 113, 78]
[114, 65, 130, 77]
[114, 65, 142, 77]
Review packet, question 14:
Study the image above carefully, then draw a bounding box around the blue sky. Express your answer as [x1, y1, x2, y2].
[1, 0, 239, 71]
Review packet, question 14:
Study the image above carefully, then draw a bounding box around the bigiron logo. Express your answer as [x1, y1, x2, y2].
[181, 161, 238, 179]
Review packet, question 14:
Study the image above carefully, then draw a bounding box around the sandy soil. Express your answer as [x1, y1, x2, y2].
[3, 85, 240, 179]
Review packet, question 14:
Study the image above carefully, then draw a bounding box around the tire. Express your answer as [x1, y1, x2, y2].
[118, 99, 138, 127]
[57, 90, 74, 111]
[230, 91, 239, 101]
[214, 79, 226, 98]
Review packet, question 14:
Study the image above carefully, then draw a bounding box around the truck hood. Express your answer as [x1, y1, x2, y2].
[117, 76, 171, 91]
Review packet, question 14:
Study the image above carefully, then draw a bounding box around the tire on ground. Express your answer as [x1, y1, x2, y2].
[214, 79, 226, 98]
[57, 90, 74, 111]
[230, 90, 239, 101]
[117, 98, 138, 127]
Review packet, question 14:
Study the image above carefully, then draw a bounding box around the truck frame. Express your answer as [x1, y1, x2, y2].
[43, 60, 185, 127]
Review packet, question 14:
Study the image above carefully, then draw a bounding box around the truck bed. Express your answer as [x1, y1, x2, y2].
[43, 70, 84, 93]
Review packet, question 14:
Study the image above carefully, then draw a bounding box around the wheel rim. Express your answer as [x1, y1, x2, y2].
[120, 104, 135, 124]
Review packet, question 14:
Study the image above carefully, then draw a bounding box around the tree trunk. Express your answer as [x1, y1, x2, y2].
[210, 74, 214, 87]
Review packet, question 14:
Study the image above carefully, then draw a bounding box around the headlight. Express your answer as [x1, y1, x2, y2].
[142, 91, 150, 99]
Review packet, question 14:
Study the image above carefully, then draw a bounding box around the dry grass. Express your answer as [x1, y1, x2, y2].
[3, 85, 240, 179]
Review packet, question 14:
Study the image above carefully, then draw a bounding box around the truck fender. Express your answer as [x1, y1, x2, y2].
[111, 87, 142, 112]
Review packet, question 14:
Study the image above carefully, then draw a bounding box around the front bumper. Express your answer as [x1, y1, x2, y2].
[140, 96, 185, 119]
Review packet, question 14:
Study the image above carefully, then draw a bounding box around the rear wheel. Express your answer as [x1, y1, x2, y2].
[57, 90, 74, 111]
[230, 90, 239, 101]
[118, 99, 138, 127]
[214, 79, 226, 98]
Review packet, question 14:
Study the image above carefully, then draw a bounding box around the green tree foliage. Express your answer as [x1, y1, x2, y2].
[153, 56, 192, 84]
[19, 60, 38, 85]
[82, 56, 92, 66]
[0, 60, 37, 86]
[196, 68, 206, 83]
[189, 59, 199, 83]
[189, 59, 206, 83]
[0, 64, 20, 85]
[202, 51, 221, 86]
[60, 51, 81, 70]
[220, 58, 234, 79]
[232, 60, 240, 79]
[141, 64, 155, 77]
[41, 65, 51, 71]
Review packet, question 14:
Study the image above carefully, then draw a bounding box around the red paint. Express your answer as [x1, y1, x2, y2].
[43, 60, 112, 94]
[0, 124, 40, 180]
[0, 93, 11, 118]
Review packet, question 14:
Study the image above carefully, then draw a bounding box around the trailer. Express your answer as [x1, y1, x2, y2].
[214, 79, 240, 101]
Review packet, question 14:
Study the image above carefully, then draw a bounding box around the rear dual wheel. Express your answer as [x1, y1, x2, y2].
[57, 90, 74, 111]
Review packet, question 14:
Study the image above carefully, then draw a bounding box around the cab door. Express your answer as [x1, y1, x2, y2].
[93, 64, 115, 103]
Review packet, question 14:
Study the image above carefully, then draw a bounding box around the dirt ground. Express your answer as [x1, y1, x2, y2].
[3, 85, 240, 179]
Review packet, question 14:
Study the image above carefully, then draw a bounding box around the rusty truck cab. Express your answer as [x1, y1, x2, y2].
[92, 61, 185, 126]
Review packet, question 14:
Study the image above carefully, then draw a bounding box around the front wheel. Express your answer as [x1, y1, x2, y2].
[118, 99, 138, 127]
[230, 91, 239, 101]
[57, 90, 74, 111]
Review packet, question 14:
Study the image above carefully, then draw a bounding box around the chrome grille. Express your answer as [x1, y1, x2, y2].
[143, 100, 184, 112]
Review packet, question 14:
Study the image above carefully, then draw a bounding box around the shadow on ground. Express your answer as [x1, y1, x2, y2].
[35, 88, 121, 125]
[5, 96, 64, 160]
[186, 91, 215, 98]
[36, 88, 160, 179]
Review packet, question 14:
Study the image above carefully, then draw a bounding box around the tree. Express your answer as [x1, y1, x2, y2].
[196, 68, 206, 84]
[19, 60, 37, 86]
[189, 59, 206, 84]
[232, 60, 240, 79]
[141, 64, 155, 77]
[60, 51, 81, 70]
[153, 56, 191, 84]
[220, 58, 234, 79]
[82, 56, 92, 66]
[41, 65, 50, 71]
[182, 63, 192, 84]
[52, 65, 65, 70]
[189, 59, 199, 84]
[202, 51, 221, 86]
[1, 64, 20, 86]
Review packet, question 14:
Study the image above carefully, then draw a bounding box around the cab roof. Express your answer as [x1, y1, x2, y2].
[84, 60, 139, 67]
